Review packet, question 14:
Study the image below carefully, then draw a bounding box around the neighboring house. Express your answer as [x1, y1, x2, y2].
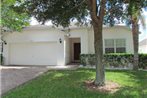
[3, 25, 134, 66]
[139, 38, 147, 53]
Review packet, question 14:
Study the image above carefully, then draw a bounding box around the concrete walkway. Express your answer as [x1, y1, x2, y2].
[0, 65, 79, 95]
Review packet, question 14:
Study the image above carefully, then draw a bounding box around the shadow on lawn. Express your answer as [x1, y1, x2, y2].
[104, 70, 147, 98]
[45, 69, 147, 98]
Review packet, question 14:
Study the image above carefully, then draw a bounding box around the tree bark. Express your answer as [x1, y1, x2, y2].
[88, 0, 106, 86]
[132, 19, 139, 70]
[93, 21, 105, 86]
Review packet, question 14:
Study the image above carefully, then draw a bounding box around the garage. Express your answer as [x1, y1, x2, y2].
[9, 42, 57, 65]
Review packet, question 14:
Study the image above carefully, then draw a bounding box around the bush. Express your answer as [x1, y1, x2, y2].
[80, 53, 147, 69]
[80, 54, 96, 66]
[139, 54, 147, 69]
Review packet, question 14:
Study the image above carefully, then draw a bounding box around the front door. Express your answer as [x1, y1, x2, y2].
[74, 43, 81, 61]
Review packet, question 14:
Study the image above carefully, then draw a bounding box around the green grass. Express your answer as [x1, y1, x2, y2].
[2, 68, 147, 98]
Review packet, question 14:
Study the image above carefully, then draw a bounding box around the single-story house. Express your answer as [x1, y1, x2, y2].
[2, 25, 134, 66]
[139, 38, 147, 53]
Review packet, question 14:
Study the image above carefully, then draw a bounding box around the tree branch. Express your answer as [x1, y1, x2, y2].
[99, 0, 106, 21]
[88, 0, 99, 23]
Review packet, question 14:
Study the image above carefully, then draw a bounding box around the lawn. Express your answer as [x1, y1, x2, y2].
[2, 68, 147, 98]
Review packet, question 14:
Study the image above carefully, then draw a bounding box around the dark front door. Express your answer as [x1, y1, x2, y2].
[74, 43, 81, 61]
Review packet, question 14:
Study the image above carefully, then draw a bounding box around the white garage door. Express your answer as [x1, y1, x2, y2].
[9, 42, 57, 65]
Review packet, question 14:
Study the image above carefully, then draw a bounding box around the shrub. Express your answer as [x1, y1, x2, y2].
[139, 54, 147, 69]
[80, 53, 147, 69]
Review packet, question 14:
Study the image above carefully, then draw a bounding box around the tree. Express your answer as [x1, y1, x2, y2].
[0, 0, 30, 32]
[124, 0, 147, 70]
[88, 0, 106, 85]
[23, 0, 105, 85]
[23, 0, 124, 86]
[89, 0, 124, 85]
[0, 0, 30, 64]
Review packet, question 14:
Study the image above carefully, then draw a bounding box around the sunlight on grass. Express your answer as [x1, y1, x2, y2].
[53, 72, 65, 78]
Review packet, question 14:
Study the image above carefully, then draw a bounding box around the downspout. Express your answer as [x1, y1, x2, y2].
[1, 40, 7, 65]
[0, 29, 2, 65]
[1, 28, 8, 65]
[1, 26, 12, 65]
[1, 27, 4, 65]
[1, 42, 3, 65]
[1, 33, 4, 65]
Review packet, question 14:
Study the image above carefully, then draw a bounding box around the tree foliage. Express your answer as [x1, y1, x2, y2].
[124, 0, 147, 70]
[24, 0, 89, 27]
[124, 0, 147, 25]
[0, 0, 30, 32]
[104, 0, 124, 26]
[23, 0, 125, 27]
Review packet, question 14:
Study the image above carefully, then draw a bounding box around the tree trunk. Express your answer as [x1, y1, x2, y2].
[132, 20, 139, 70]
[88, 0, 106, 86]
[93, 22, 105, 86]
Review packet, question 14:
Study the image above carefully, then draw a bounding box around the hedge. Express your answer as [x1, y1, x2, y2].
[80, 53, 147, 69]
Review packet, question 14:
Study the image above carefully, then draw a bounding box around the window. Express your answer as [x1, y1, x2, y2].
[104, 39, 126, 53]
[105, 39, 114, 53]
[116, 39, 126, 53]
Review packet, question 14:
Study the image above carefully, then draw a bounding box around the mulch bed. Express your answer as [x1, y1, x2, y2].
[84, 80, 120, 93]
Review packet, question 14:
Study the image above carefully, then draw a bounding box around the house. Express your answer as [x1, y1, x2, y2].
[2, 25, 134, 66]
[139, 38, 147, 53]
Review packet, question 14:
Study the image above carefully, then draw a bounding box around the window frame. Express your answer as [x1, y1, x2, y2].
[104, 39, 126, 53]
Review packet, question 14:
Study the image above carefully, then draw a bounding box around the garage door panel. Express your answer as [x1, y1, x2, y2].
[9, 42, 57, 65]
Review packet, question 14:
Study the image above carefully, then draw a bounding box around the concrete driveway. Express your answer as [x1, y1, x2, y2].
[0, 65, 50, 95]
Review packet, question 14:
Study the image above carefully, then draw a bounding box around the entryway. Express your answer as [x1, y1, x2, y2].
[69, 38, 81, 63]
[74, 43, 81, 61]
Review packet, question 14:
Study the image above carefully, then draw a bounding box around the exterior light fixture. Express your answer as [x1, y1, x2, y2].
[59, 38, 62, 43]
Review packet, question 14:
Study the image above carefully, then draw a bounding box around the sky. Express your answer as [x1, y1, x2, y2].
[30, 10, 147, 42]
[139, 9, 147, 42]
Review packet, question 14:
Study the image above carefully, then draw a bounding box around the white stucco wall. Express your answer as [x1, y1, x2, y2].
[87, 26, 134, 54]
[3, 26, 65, 65]
[139, 38, 147, 53]
[64, 36, 70, 64]
[139, 45, 147, 53]
[3, 25, 134, 65]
